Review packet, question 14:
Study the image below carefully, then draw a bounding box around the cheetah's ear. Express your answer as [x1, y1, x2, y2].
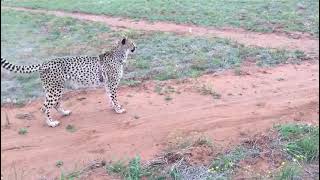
[121, 38, 126, 45]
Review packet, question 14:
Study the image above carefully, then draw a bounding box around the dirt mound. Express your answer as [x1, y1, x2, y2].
[1, 62, 318, 179]
[2, 6, 319, 56]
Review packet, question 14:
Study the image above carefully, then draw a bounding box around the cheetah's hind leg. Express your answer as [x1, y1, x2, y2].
[52, 92, 71, 116]
[41, 101, 71, 116]
[42, 92, 64, 127]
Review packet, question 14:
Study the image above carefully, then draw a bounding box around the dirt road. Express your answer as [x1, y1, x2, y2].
[1, 62, 318, 179]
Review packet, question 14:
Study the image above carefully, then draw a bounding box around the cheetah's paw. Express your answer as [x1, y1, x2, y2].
[62, 110, 72, 116]
[46, 119, 60, 127]
[115, 108, 126, 114]
[56, 107, 72, 116]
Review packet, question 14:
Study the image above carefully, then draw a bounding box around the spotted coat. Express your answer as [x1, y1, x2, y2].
[1, 37, 136, 127]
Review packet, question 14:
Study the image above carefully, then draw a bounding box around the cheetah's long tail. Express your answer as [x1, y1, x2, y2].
[1, 57, 41, 73]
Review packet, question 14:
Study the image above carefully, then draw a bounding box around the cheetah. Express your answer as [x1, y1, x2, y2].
[1, 37, 136, 127]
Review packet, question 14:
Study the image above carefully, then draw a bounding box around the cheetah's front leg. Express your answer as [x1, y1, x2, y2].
[105, 82, 126, 114]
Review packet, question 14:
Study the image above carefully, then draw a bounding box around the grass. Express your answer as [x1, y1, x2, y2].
[65, 124, 76, 133]
[166, 134, 214, 153]
[107, 160, 127, 174]
[56, 160, 64, 168]
[198, 85, 222, 99]
[170, 168, 181, 180]
[164, 95, 173, 101]
[18, 128, 28, 135]
[56, 124, 317, 179]
[234, 67, 247, 76]
[133, 135, 215, 179]
[60, 171, 79, 180]
[193, 136, 213, 147]
[107, 157, 172, 180]
[206, 123, 319, 179]
[276, 123, 319, 162]
[107, 156, 144, 180]
[276, 123, 317, 140]
[154, 84, 176, 96]
[1, 10, 308, 103]
[120, 80, 142, 87]
[154, 84, 163, 95]
[3, 0, 319, 36]
[275, 162, 302, 180]
[209, 147, 247, 174]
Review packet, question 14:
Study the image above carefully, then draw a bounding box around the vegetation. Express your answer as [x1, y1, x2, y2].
[198, 85, 222, 99]
[56, 160, 64, 168]
[277, 123, 319, 162]
[18, 128, 28, 135]
[65, 124, 76, 133]
[1, 10, 307, 104]
[107, 157, 145, 180]
[275, 162, 302, 180]
[3, 0, 319, 36]
[55, 123, 319, 179]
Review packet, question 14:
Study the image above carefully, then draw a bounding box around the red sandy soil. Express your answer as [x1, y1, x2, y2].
[1, 62, 319, 179]
[2, 6, 319, 57]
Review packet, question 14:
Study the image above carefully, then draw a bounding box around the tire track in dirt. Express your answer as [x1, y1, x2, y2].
[1, 62, 319, 179]
[2, 6, 319, 56]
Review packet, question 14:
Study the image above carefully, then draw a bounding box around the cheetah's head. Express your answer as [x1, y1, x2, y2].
[117, 37, 136, 53]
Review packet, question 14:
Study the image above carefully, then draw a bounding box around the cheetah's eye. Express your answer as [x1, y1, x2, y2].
[121, 38, 126, 45]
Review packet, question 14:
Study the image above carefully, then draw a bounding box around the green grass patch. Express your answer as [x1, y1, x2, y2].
[107, 160, 127, 175]
[170, 168, 181, 180]
[276, 123, 319, 162]
[167, 134, 214, 153]
[275, 162, 302, 180]
[3, 0, 319, 36]
[164, 95, 173, 101]
[65, 124, 76, 133]
[121, 80, 142, 87]
[154, 84, 175, 96]
[198, 85, 222, 99]
[60, 171, 80, 180]
[107, 156, 145, 180]
[193, 136, 213, 147]
[18, 128, 28, 135]
[209, 147, 247, 174]
[56, 160, 64, 168]
[56, 124, 317, 179]
[277, 123, 317, 140]
[1, 10, 307, 103]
